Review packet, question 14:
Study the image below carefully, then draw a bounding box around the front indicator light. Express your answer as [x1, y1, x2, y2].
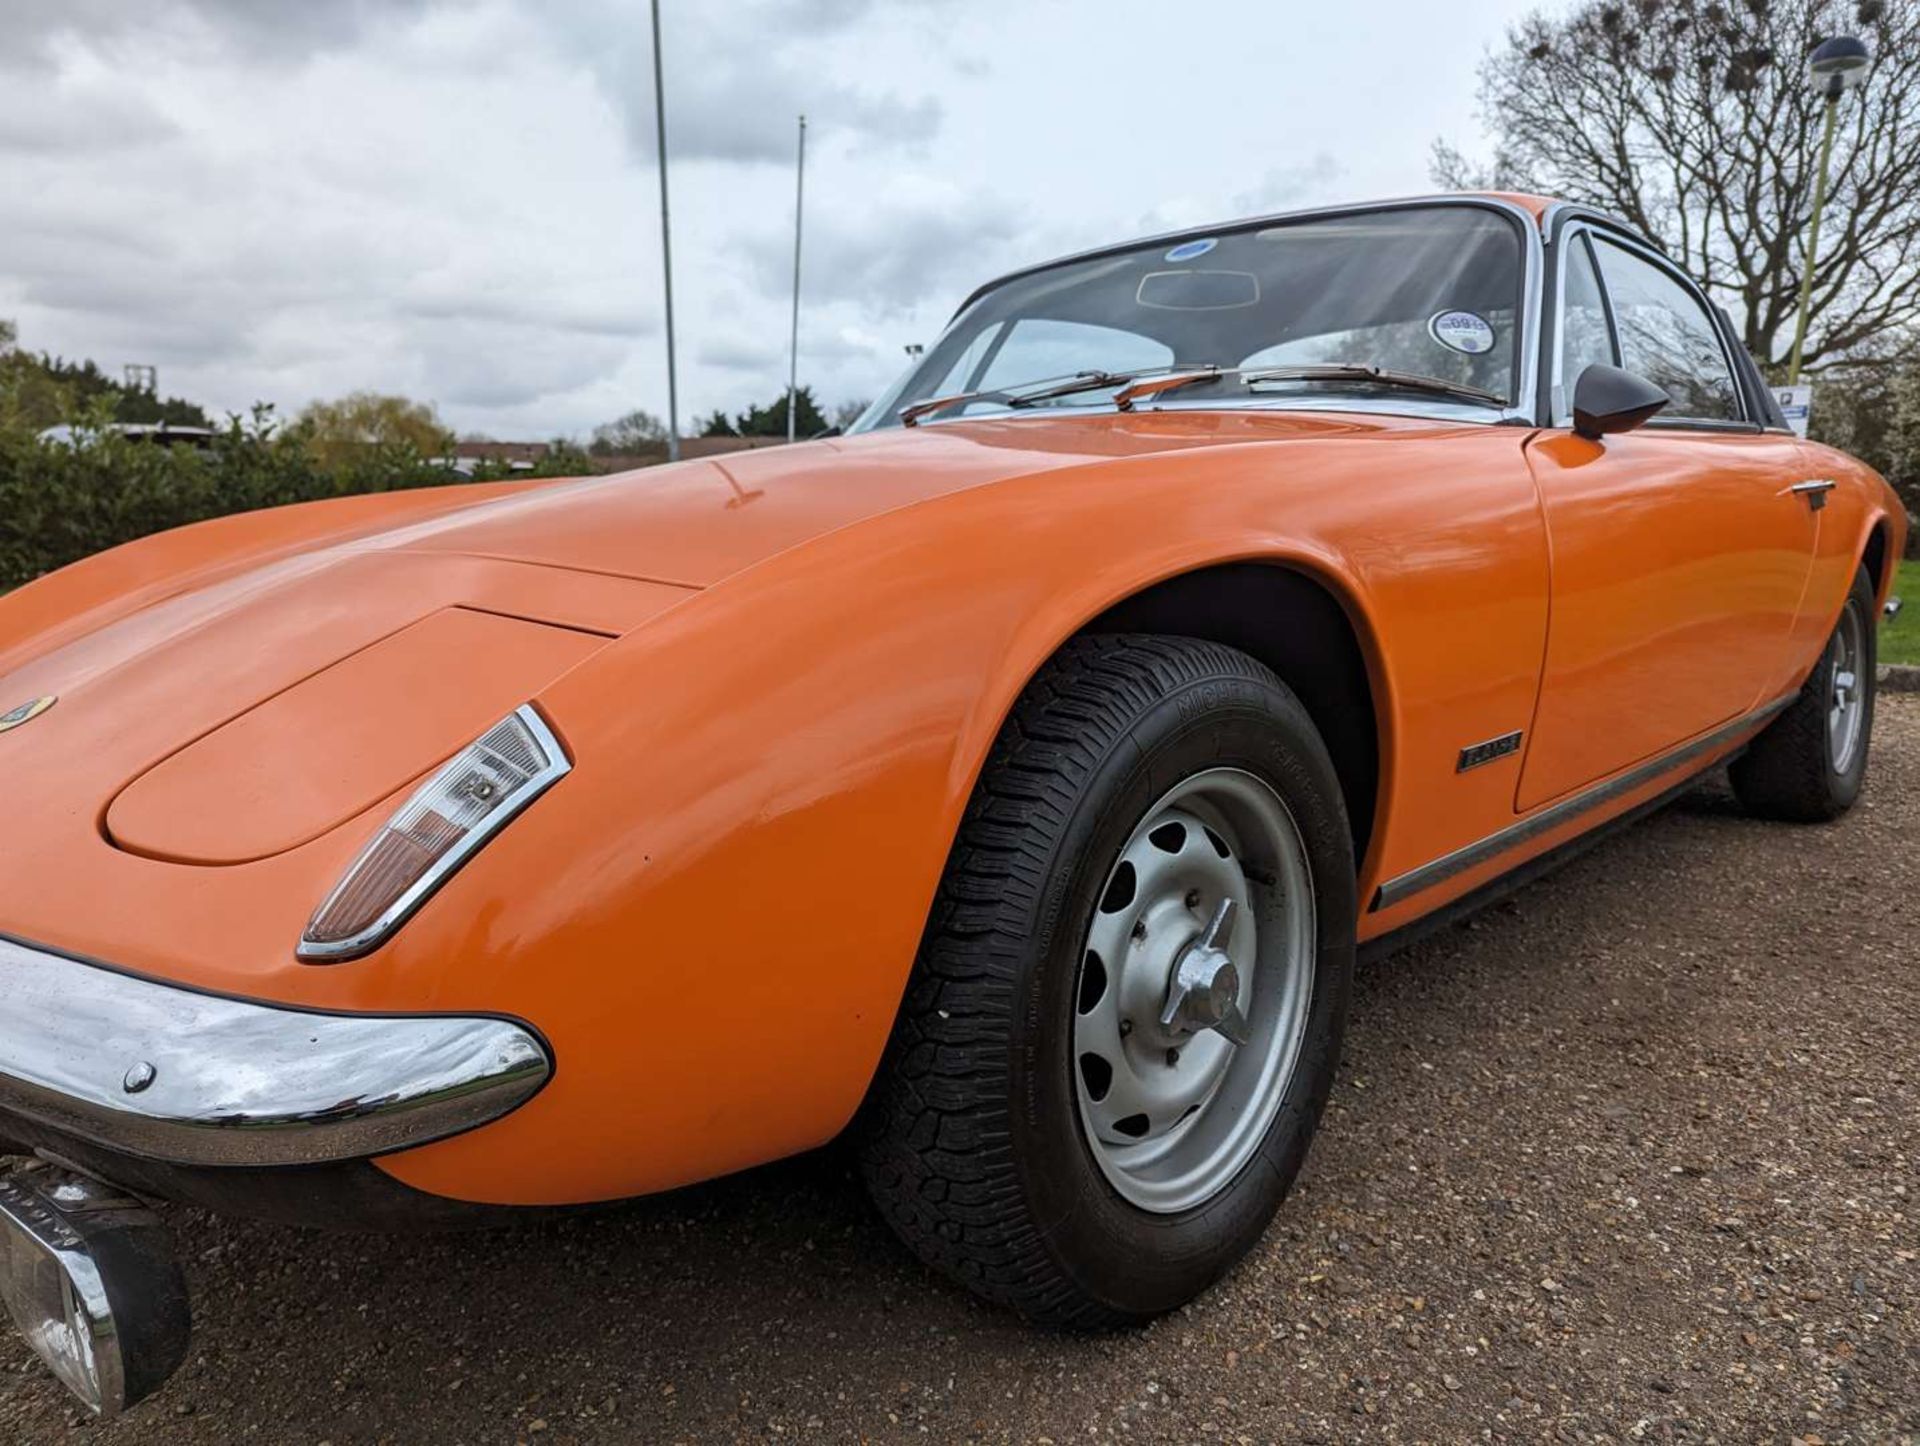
[298, 705, 570, 962]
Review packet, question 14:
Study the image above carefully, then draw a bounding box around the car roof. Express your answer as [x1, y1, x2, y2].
[954, 192, 1657, 320]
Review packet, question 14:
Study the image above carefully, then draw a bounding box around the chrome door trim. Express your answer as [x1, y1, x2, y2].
[1370, 693, 1795, 912]
[1790, 478, 1837, 512]
[1543, 223, 1610, 425]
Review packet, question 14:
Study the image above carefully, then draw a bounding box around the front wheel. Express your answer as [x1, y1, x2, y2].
[857, 635, 1355, 1326]
[1731, 564, 1878, 822]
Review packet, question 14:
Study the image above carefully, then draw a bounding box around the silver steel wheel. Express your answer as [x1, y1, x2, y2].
[1071, 767, 1316, 1214]
[1828, 601, 1866, 773]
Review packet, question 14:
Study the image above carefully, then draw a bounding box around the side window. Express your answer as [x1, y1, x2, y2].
[1555, 234, 1615, 423]
[926, 324, 1003, 397]
[1590, 237, 1743, 422]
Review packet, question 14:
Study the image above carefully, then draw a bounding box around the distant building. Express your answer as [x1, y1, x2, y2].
[38, 423, 216, 450]
[450, 440, 553, 472]
[679, 435, 790, 460]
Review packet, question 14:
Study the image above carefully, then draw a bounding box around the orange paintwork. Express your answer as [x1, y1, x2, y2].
[0, 200, 1905, 1210]
[1516, 428, 1818, 809]
[106, 609, 609, 864]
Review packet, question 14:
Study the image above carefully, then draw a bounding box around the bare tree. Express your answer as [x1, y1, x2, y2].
[1436, 0, 1920, 369]
[589, 408, 668, 456]
[831, 398, 873, 431]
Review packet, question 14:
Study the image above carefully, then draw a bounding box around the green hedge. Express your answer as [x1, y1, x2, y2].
[0, 416, 582, 594]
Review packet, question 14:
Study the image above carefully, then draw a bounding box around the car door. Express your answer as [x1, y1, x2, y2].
[1516, 226, 1817, 813]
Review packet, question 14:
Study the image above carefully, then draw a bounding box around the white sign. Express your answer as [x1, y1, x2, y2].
[1776, 384, 1813, 438]
[1428, 310, 1497, 355]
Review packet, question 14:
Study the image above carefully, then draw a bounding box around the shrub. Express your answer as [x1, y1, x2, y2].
[0, 408, 583, 594]
[1807, 363, 1920, 555]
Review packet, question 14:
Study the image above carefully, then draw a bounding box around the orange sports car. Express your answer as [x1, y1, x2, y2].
[0, 193, 1904, 1415]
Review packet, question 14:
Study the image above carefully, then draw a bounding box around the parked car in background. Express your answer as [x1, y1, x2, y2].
[0, 193, 1904, 1417]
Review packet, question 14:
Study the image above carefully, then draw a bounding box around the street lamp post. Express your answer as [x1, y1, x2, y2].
[650, 0, 681, 462]
[787, 115, 806, 445]
[1787, 34, 1872, 386]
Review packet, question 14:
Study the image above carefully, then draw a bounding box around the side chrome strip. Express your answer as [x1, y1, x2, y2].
[1370, 695, 1795, 912]
[0, 935, 551, 1168]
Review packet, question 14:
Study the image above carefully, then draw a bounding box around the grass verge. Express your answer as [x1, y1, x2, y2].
[1884, 560, 1918, 667]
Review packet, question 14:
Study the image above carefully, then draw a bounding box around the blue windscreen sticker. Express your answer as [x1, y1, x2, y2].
[1164, 238, 1218, 262]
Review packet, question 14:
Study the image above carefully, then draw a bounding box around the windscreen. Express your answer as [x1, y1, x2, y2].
[853, 204, 1526, 429]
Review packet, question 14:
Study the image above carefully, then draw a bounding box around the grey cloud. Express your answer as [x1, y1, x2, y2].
[541, 0, 952, 164]
[0, 75, 178, 155]
[697, 336, 787, 372]
[747, 192, 1030, 316]
[6, 1, 434, 61]
[403, 293, 656, 341]
[666, 80, 941, 165]
[0, 73, 652, 425]
[1119, 155, 1349, 243]
[1230, 155, 1345, 217]
[417, 322, 630, 410]
[7, 0, 955, 167]
[798, 326, 902, 366]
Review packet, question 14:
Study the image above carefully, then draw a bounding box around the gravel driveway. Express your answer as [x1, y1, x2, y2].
[5, 700, 1914, 1445]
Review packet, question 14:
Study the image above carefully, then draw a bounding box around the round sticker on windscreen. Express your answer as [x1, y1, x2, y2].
[1428, 309, 1496, 355]
[1164, 238, 1218, 262]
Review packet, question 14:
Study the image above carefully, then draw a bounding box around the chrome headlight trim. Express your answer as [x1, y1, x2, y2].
[296, 704, 571, 963]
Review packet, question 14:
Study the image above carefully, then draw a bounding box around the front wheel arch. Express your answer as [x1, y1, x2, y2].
[1080, 561, 1385, 867]
[1862, 519, 1892, 609]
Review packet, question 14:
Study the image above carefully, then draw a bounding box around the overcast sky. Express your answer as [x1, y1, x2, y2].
[0, 0, 1544, 440]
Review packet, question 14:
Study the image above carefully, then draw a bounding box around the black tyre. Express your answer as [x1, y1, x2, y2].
[1731, 565, 1878, 823]
[858, 635, 1356, 1326]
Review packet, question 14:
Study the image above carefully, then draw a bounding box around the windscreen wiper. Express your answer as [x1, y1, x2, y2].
[901, 368, 1184, 426]
[899, 361, 1502, 427]
[1003, 370, 1147, 408]
[1241, 364, 1506, 408]
[1110, 368, 1225, 409]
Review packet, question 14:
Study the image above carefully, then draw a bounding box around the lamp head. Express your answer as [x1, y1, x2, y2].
[1808, 35, 1871, 97]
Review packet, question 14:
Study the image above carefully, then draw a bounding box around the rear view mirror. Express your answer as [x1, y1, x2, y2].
[1135, 270, 1261, 311]
[1572, 364, 1669, 441]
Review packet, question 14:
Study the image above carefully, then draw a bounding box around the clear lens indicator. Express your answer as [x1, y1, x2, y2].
[299, 707, 569, 961]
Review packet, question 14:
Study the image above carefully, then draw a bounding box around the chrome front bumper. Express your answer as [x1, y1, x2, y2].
[0, 934, 550, 1169]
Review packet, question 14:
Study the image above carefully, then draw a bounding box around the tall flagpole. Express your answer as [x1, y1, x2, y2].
[787, 114, 807, 444]
[650, 0, 680, 461]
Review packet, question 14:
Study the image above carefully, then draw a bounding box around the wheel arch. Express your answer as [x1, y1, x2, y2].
[840, 546, 1397, 1159]
[1861, 515, 1893, 607]
[1053, 560, 1387, 870]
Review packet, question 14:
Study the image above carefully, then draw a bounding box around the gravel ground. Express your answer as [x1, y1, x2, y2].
[4, 700, 1915, 1446]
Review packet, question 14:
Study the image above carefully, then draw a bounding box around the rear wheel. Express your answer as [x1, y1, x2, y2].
[857, 635, 1355, 1326]
[1731, 565, 1878, 822]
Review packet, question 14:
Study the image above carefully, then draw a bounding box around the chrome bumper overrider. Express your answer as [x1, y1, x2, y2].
[0, 935, 550, 1169]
